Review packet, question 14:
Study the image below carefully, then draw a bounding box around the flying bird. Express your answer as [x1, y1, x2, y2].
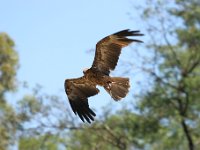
[65, 29, 143, 123]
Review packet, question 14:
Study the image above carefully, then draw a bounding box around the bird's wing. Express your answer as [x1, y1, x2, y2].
[64, 77, 99, 123]
[92, 29, 143, 75]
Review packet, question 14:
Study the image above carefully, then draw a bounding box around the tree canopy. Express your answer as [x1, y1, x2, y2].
[0, 33, 19, 149]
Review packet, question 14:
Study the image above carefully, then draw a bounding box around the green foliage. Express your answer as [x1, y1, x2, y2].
[68, 110, 161, 150]
[172, 0, 200, 27]
[136, 0, 200, 149]
[0, 33, 19, 149]
[19, 135, 59, 150]
[17, 95, 42, 122]
[0, 102, 19, 150]
[0, 33, 18, 99]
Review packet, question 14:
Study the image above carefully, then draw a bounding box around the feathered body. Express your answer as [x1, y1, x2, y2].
[83, 68, 130, 100]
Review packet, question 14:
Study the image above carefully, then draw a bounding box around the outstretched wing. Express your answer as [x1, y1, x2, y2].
[92, 29, 143, 75]
[64, 77, 99, 123]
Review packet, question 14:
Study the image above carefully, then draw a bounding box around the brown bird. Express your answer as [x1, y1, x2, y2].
[65, 29, 143, 123]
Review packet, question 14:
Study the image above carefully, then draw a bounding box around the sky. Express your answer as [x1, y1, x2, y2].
[1, 0, 146, 115]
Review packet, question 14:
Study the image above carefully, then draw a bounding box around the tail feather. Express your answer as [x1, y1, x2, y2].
[104, 77, 130, 101]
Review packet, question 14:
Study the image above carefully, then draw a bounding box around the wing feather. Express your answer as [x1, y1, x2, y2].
[92, 29, 143, 74]
[64, 77, 99, 123]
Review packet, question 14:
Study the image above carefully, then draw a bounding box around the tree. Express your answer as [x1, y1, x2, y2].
[67, 109, 161, 150]
[16, 86, 78, 150]
[0, 32, 18, 99]
[136, 0, 200, 149]
[0, 33, 19, 149]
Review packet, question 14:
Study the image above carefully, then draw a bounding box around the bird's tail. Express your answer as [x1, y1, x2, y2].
[104, 77, 130, 101]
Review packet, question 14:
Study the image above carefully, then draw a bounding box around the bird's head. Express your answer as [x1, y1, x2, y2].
[83, 68, 89, 74]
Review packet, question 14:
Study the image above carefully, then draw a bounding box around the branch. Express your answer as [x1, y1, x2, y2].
[184, 57, 200, 77]
[104, 125, 127, 149]
[160, 14, 182, 68]
[181, 118, 194, 150]
[141, 67, 178, 90]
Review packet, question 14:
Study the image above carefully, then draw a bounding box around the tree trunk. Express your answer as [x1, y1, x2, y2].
[181, 119, 194, 150]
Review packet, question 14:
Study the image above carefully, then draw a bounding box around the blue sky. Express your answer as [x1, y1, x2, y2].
[1, 0, 145, 114]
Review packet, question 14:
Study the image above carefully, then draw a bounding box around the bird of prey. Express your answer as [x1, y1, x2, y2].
[65, 29, 143, 123]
